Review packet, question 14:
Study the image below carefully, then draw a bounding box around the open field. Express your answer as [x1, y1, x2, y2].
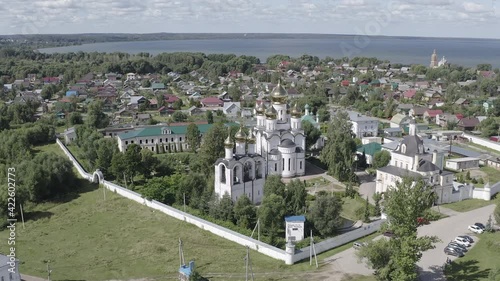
[0, 178, 381, 281]
[32, 142, 65, 157]
[443, 199, 497, 213]
[444, 232, 500, 281]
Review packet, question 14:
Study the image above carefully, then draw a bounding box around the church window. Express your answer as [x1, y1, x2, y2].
[145, 139, 148, 144]
[233, 166, 241, 184]
[288, 158, 291, 171]
[140, 139, 143, 144]
[159, 138, 162, 143]
[244, 162, 252, 182]
[151, 139, 154, 143]
[256, 162, 262, 179]
[180, 137, 182, 142]
[282, 159, 285, 171]
[171, 138, 174, 142]
[300, 161, 302, 170]
[152, 146, 155, 152]
[275, 163, 277, 172]
[401, 144, 406, 154]
[125, 141, 128, 145]
[220, 165, 226, 184]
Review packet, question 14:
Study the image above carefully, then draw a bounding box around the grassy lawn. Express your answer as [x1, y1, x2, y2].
[444, 232, 500, 281]
[480, 166, 500, 185]
[304, 176, 330, 187]
[442, 199, 497, 212]
[0, 178, 381, 281]
[341, 197, 368, 221]
[32, 142, 65, 157]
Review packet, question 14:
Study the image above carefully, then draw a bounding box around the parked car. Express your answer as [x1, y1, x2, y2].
[353, 242, 367, 249]
[457, 235, 474, 244]
[448, 242, 468, 252]
[383, 231, 396, 238]
[468, 225, 484, 234]
[444, 246, 465, 257]
[454, 237, 471, 247]
[474, 223, 486, 230]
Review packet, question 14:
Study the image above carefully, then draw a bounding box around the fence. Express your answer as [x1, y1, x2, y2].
[462, 133, 500, 153]
[56, 139, 383, 264]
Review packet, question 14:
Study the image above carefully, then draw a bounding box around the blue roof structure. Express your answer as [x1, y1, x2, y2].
[66, 90, 78, 97]
[285, 215, 306, 222]
[179, 261, 195, 277]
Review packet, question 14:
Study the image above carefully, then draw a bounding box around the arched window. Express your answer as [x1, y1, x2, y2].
[233, 166, 241, 184]
[256, 161, 262, 179]
[220, 165, 226, 183]
[288, 158, 291, 171]
[244, 162, 252, 182]
[401, 144, 406, 154]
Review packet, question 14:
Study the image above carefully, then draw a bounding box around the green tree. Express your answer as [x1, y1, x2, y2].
[320, 111, 357, 182]
[197, 122, 227, 175]
[141, 148, 160, 179]
[172, 111, 188, 122]
[307, 193, 343, 237]
[110, 152, 128, 184]
[363, 196, 371, 223]
[477, 63, 493, 71]
[258, 194, 286, 244]
[480, 118, 499, 137]
[69, 112, 83, 125]
[285, 179, 307, 215]
[206, 110, 214, 124]
[372, 150, 391, 169]
[373, 192, 382, 217]
[210, 193, 235, 223]
[86, 100, 109, 128]
[124, 144, 142, 184]
[358, 177, 439, 280]
[302, 120, 321, 150]
[356, 239, 394, 280]
[141, 176, 176, 205]
[186, 123, 201, 152]
[234, 195, 257, 229]
[263, 175, 286, 198]
[95, 138, 118, 177]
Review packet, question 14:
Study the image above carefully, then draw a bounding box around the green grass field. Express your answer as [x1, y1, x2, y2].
[341, 197, 370, 221]
[444, 232, 500, 281]
[32, 142, 66, 157]
[443, 199, 497, 213]
[0, 179, 380, 281]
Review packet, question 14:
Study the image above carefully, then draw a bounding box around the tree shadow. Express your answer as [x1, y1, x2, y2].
[24, 211, 53, 222]
[51, 179, 99, 204]
[443, 259, 491, 281]
[419, 265, 447, 281]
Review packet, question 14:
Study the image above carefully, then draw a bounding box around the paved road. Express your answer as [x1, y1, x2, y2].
[320, 204, 496, 280]
[417, 204, 496, 281]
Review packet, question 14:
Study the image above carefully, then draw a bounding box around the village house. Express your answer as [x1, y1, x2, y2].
[201, 97, 224, 107]
[457, 117, 480, 132]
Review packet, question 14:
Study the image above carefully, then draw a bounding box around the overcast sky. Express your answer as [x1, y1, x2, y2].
[1, 0, 499, 39]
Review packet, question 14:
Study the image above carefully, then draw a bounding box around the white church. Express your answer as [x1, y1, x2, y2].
[214, 81, 306, 204]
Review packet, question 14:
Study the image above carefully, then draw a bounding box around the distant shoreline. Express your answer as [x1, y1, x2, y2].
[3, 32, 500, 44]
[36, 37, 500, 67]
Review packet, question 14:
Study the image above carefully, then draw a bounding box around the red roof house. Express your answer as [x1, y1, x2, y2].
[201, 97, 224, 107]
[404, 89, 417, 99]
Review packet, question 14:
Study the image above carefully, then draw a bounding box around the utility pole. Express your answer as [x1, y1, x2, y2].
[251, 219, 260, 241]
[178, 238, 185, 267]
[245, 246, 254, 281]
[309, 230, 318, 268]
[19, 204, 25, 229]
[47, 260, 52, 281]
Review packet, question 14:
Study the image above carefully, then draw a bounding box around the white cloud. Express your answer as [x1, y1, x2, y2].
[463, 2, 488, 12]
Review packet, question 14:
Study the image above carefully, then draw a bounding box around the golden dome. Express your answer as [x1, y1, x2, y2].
[265, 105, 277, 119]
[235, 126, 247, 143]
[291, 102, 302, 118]
[224, 134, 233, 148]
[271, 80, 288, 104]
[247, 128, 256, 144]
[255, 101, 265, 115]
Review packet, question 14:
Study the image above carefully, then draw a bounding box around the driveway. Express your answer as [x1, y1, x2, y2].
[318, 204, 496, 280]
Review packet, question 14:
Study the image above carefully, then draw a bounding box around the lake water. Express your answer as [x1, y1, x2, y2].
[39, 36, 500, 67]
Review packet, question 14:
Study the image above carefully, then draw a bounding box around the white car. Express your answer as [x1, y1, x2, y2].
[454, 237, 471, 247]
[468, 225, 484, 234]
